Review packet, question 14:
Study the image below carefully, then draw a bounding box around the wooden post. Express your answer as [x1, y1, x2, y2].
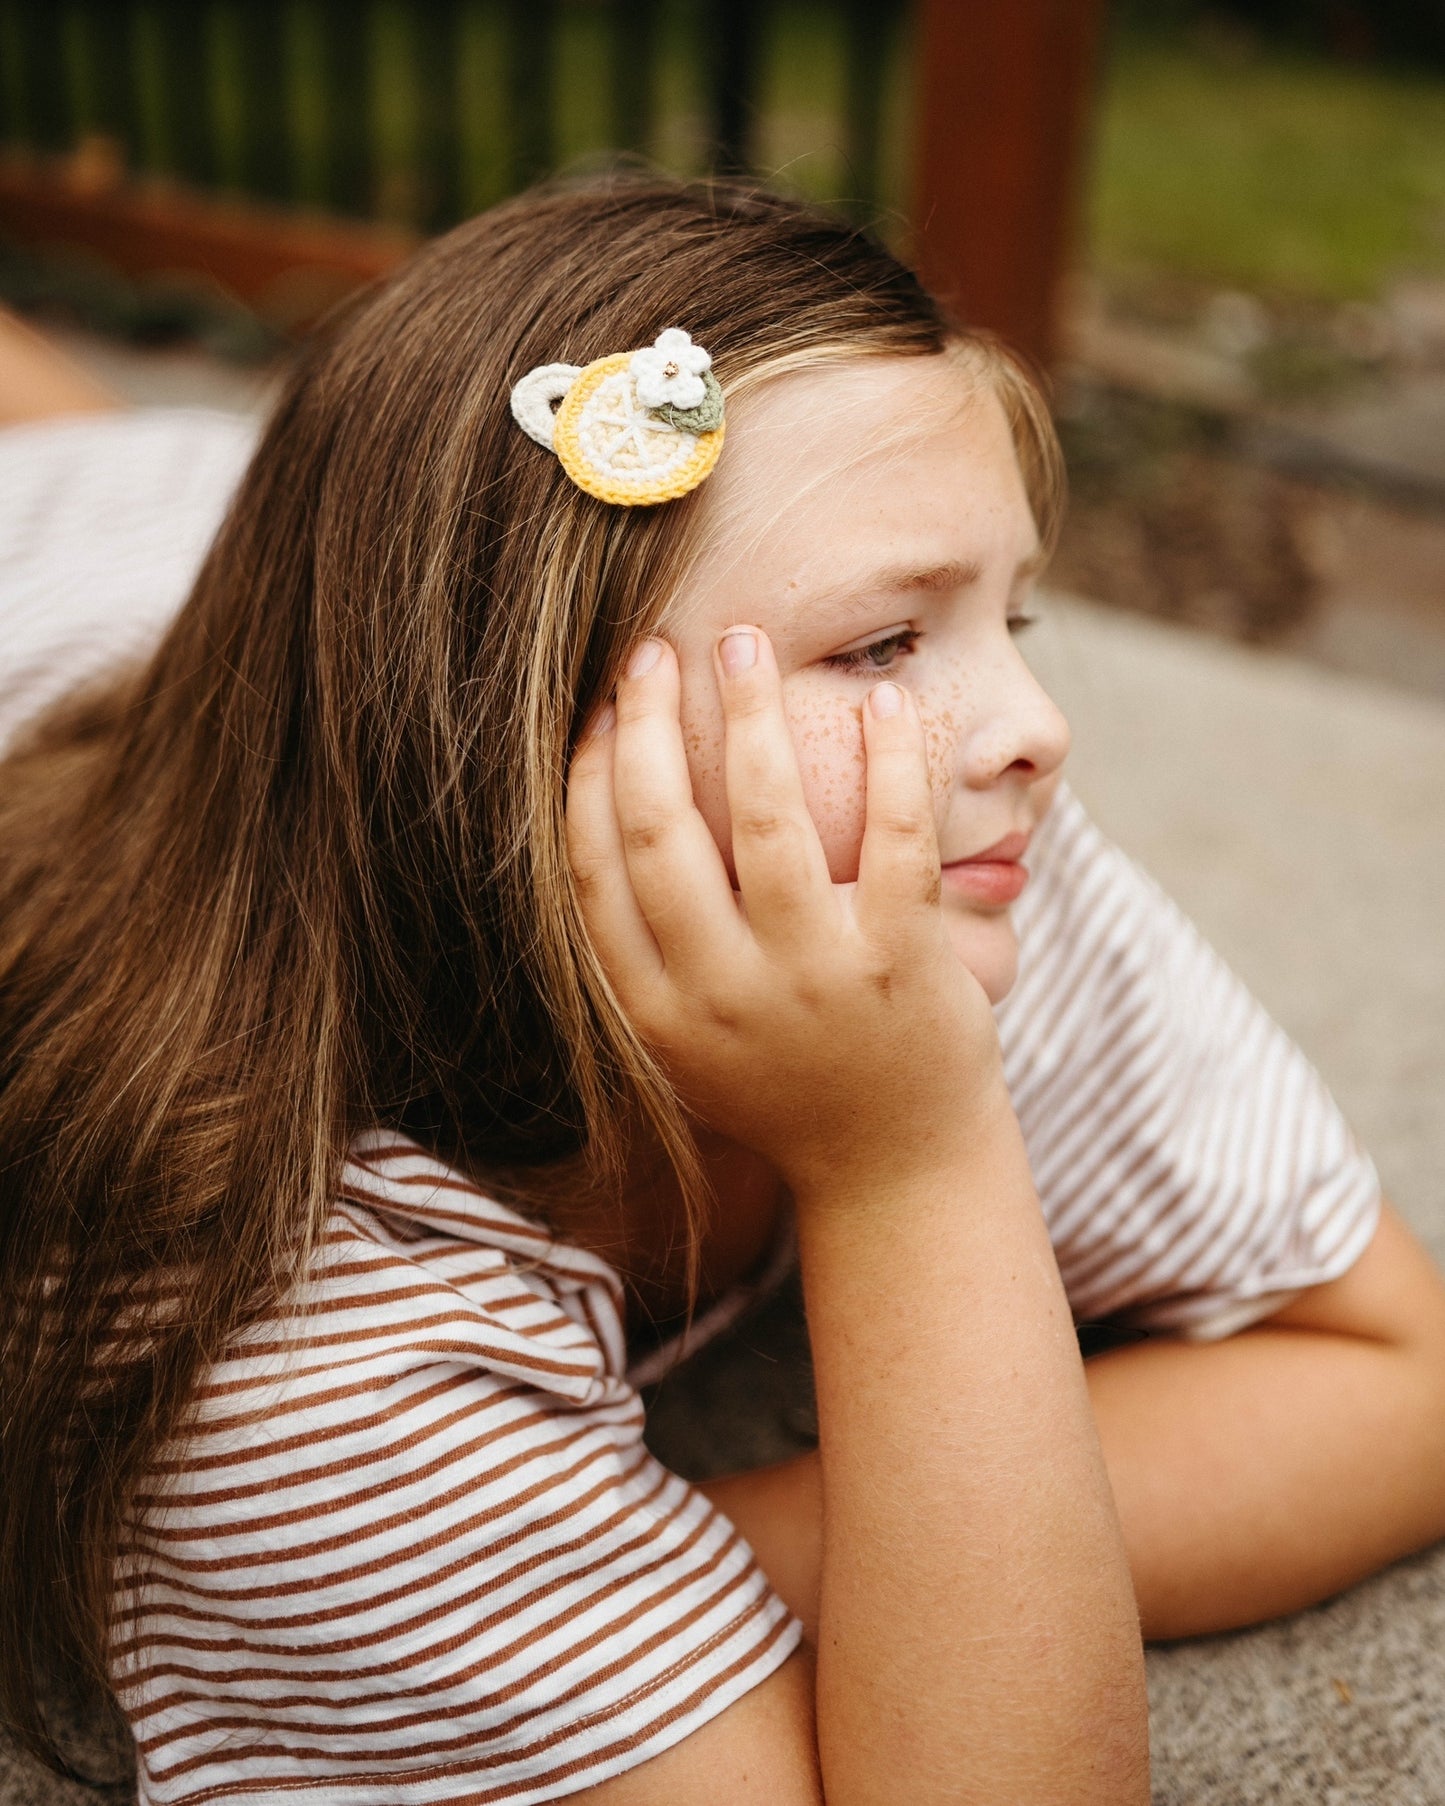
[318, 0, 374, 216]
[706, 0, 762, 175]
[415, 0, 465, 229]
[154, 0, 219, 188]
[504, 0, 557, 191]
[611, 0, 658, 159]
[235, 0, 294, 204]
[910, 0, 1106, 369]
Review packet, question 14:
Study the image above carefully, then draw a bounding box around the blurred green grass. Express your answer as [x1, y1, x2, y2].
[1090, 38, 1445, 300]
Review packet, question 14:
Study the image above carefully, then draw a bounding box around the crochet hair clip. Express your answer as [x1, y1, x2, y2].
[509, 328, 725, 506]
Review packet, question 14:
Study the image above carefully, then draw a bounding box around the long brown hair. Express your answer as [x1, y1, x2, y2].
[0, 174, 1063, 1772]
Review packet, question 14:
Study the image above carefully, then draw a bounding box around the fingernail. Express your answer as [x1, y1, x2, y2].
[719, 629, 757, 677]
[627, 640, 663, 679]
[586, 702, 615, 739]
[869, 681, 903, 718]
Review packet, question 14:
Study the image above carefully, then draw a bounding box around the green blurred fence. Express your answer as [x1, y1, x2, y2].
[0, 0, 913, 229]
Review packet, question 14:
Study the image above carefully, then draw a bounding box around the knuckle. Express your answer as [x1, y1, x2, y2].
[568, 854, 606, 904]
[612, 694, 645, 731]
[620, 814, 670, 858]
[702, 992, 744, 1035]
[724, 680, 773, 721]
[694, 962, 771, 1038]
[613, 681, 659, 727]
[873, 806, 930, 840]
[734, 805, 797, 846]
[785, 966, 828, 1014]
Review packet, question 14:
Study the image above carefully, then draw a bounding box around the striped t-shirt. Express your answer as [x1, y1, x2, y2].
[2, 409, 1381, 1801]
[113, 1137, 800, 1805]
[1001, 783, 1378, 1339]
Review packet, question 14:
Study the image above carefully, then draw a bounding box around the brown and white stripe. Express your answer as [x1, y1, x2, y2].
[1000, 783, 1380, 1338]
[114, 1136, 799, 1805]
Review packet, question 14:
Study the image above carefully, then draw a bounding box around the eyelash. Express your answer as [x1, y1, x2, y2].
[823, 613, 1039, 676]
[823, 629, 920, 674]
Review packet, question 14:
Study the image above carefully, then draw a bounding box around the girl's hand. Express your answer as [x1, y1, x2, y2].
[565, 628, 1005, 1202]
[569, 631, 1150, 1806]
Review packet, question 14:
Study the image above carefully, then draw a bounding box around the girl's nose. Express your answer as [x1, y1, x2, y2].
[961, 646, 1071, 789]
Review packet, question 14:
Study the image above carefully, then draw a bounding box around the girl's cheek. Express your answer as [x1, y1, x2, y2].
[680, 716, 732, 872]
[783, 686, 959, 885]
[921, 696, 963, 821]
[680, 676, 942, 887]
[680, 689, 868, 884]
[785, 691, 869, 885]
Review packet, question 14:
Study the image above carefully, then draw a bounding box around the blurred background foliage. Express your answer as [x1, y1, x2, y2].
[2, 1, 1443, 311]
[1093, 35, 1445, 301]
[0, 1, 914, 228]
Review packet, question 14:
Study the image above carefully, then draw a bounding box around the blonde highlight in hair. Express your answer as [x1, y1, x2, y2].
[0, 174, 1065, 1773]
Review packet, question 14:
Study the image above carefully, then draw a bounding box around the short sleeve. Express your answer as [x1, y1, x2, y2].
[999, 786, 1381, 1340]
[113, 1194, 800, 1806]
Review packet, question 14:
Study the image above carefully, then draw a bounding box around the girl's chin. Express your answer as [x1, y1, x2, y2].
[944, 913, 1019, 1006]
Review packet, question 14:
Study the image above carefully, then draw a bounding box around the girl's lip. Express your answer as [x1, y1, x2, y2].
[939, 831, 1031, 906]
[952, 830, 1031, 864]
[940, 860, 1029, 905]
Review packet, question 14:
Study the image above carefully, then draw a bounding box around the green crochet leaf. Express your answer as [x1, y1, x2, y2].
[650, 368, 724, 435]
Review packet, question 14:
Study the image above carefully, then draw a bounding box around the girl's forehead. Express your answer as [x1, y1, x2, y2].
[722, 352, 990, 472]
[668, 356, 1034, 631]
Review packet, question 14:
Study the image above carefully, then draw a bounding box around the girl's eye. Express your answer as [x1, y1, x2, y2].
[823, 628, 920, 674]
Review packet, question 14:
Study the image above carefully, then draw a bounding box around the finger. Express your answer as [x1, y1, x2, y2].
[854, 680, 943, 937]
[611, 638, 748, 979]
[566, 706, 664, 1012]
[716, 626, 834, 950]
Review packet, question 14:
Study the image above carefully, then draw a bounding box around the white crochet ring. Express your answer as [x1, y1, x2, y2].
[508, 330, 725, 507]
[509, 363, 582, 448]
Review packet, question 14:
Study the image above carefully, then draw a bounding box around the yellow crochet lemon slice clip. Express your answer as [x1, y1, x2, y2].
[553, 353, 724, 507]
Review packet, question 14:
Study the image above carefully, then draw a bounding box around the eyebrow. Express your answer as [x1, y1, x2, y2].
[806, 548, 1045, 618]
[887, 558, 983, 595]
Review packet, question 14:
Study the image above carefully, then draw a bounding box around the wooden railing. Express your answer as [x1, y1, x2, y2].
[0, 0, 911, 229]
[0, 0, 1106, 365]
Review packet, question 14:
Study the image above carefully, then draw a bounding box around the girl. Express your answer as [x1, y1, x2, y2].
[2, 177, 1443, 1806]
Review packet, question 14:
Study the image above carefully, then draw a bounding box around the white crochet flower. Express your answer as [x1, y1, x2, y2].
[630, 328, 711, 412]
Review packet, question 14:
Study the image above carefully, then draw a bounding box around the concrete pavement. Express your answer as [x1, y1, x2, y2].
[1035, 594, 1445, 1804]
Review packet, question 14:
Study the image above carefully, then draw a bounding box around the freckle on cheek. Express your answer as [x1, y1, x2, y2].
[921, 708, 959, 810]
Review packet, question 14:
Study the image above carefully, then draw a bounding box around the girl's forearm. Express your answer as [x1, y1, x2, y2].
[707, 1234, 1445, 1651]
[1092, 1203, 1445, 1639]
[793, 1088, 1148, 1806]
[1087, 1324, 1445, 1640]
[709, 1332, 1445, 1649]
